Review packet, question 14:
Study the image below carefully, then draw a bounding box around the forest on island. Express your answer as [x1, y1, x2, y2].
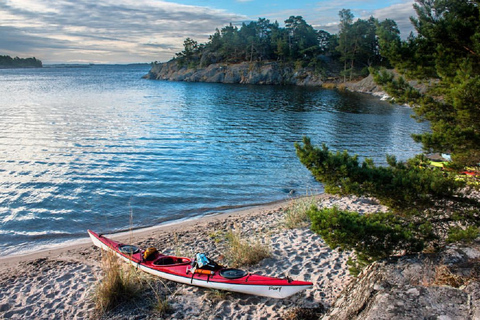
[0, 55, 43, 68]
[172, 9, 397, 81]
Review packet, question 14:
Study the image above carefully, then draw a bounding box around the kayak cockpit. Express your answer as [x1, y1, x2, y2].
[118, 244, 140, 255]
[153, 256, 192, 266]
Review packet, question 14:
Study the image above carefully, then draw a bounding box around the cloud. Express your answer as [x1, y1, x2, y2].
[0, 0, 246, 63]
[0, 0, 419, 63]
[370, 1, 417, 37]
[262, 0, 416, 37]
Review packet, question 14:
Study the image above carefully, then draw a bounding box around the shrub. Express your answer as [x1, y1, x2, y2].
[206, 289, 231, 301]
[295, 137, 480, 273]
[321, 82, 337, 89]
[307, 206, 424, 273]
[153, 296, 171, 316]
[283, 306, 326, 320]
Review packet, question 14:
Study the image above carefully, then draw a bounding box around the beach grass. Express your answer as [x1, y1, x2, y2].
[206, 289, 231, 301]
[321, 82, 337, 89]
[284, 197, 316, 229]
[152, 295, 171, 315]
[224, 228, 270, 267]
[93, 252, 144, 314]
[283, 306, 326, 320]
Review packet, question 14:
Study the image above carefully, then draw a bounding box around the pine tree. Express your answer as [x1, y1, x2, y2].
[375, 0, 480, 165]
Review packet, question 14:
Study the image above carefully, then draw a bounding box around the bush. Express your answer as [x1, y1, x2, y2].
[295, 137, 480, 272]
[283, 306, 326, 320]
[307, 206, 425, 272]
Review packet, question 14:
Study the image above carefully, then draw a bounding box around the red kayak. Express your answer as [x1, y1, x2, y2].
[88, 230, 313, 298]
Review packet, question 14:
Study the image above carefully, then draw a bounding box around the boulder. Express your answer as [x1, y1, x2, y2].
[323, 243, 480, 320]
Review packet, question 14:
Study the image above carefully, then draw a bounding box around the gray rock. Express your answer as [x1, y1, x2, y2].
[323, 244, 480, 320]
[144, 61, 329, 86]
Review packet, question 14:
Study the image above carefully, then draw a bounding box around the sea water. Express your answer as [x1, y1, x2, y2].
[0, 64, 429, 255]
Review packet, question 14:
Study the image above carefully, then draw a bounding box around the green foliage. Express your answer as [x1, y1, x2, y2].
[295, 137, 466, 212]
[447, 226, 480, 244]
[295, 137, 480, 268]
[375, 19, 401, 68]
[0, 55, 42, 68]
[172, 17, 331, 67]
[373, 0, 480, 166]
[308, 206, 425, 268]
[372, 69, 422, 104]
[169, 13, 390, 74]
[337, 10, 389, 81]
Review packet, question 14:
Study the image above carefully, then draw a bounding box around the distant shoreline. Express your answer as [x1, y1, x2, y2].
[0, 55, 42, 68]
[0, 65, 43, 69]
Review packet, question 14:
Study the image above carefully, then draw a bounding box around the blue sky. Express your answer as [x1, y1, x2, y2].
[0, 0, 416, 64]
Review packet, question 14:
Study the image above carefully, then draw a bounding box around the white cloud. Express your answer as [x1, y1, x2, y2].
[0, 0, 419, 63]
[261, 0, 416, 37]
[370, 1, 416, 37]
[0, 0, 247, 63]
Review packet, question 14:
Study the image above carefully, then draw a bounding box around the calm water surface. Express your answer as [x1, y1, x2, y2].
[0, 65, 429, 255]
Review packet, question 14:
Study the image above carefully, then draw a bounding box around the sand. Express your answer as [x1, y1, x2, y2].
[0, 194, 387, 319]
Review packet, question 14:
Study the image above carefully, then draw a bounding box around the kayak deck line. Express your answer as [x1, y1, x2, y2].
[87, 230, 313, 298]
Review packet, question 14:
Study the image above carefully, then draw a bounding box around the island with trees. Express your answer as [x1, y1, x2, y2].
[144, 10, 397, 85]
[0, 55, 43, 68]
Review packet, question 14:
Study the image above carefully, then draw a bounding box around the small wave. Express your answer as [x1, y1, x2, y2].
[0, 230, 72, 237]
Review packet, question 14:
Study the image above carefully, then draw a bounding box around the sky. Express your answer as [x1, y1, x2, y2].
[0, 0, 417, 64]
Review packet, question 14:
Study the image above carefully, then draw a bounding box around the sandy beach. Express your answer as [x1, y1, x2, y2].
[0, 194, 388, 319]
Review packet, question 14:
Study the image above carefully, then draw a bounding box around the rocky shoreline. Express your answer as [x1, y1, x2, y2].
[143, 60, 390, 100]
[144, 60, 327, 87]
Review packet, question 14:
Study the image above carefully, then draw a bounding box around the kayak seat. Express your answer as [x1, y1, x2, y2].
[153, 257, 175, 265]
[219, 268, 247, 279]
[153, 256, 188, 266]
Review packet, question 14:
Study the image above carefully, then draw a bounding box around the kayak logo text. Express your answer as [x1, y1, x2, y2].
[269, 286, 282, 291]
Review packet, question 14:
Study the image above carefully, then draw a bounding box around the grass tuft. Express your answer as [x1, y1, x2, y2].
[153, 296, 171, 315]
[432, 265, 469, 288]
[283, 306, 326, 320]
[206, 289, 231, 301]
[284, 197, 316, 229]
[321, 82, 337, 89]
[93, 252, 144, 314]
[224, 229, 270, 267]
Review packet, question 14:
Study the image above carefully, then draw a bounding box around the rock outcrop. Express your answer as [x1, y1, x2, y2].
[143, 60, 327, 86]
[323, 243, 480, 320]
[143, 60, 395, 98]
[344, 74, 389, 99]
